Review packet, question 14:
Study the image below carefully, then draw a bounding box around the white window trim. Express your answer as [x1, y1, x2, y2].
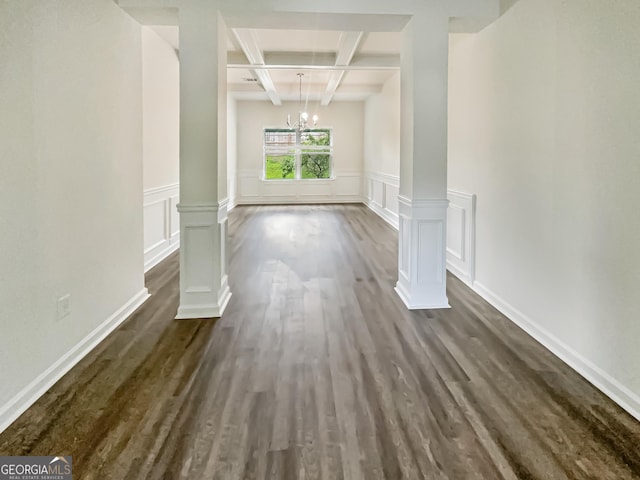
[262, 127, 334, 181]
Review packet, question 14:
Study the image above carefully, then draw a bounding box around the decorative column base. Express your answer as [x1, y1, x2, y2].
[395, 196, 451, 310]
[175, 201, 231, 319]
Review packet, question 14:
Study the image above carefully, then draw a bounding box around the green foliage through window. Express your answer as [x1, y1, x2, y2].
[264, 128, 332, 180]
[301, 153, 330, 179]
[265, 155, 295, 179]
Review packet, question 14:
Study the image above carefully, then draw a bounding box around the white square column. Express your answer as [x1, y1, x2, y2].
[396, 11, 450, 310]
[175, 203, 231, 319]
[395, 197, 449, 309]
[176, 4, 230, 319]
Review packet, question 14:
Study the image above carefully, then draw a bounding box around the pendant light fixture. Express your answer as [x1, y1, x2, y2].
[286, 73, 318, 132]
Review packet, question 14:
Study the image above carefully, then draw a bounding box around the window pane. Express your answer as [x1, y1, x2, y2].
[264, 129, 296, 147]
[301, 129, 330, 146]
[263, 128, 332, 180]
[265, 154, 295, 180]
[301, 152, 331, 179]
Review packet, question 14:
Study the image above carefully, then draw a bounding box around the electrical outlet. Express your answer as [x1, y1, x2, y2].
[56, 294, 71, 320]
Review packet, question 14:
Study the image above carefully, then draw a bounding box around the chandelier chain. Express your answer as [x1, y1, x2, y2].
[287, 72, 317, 132]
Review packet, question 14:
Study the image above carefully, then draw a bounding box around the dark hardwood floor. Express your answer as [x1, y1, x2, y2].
[1, 204, 639, 479]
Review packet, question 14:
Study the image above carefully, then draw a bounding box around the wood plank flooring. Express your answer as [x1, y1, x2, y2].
[1, 204, 639, 479]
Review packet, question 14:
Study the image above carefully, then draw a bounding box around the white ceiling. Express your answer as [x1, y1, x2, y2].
[149, 26, 401, 103]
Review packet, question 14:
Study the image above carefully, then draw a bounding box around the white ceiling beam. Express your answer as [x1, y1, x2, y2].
[349, 54, 400, 69]
[228, 52, 400, 70]
[263, 52, 337, 68]
[222, 12, 412, 32]
[253, 70, 281, 106]
[321, 31, 363, 106]
[335, 31, 363, 66]
[228, 83, 382, 101]
[232, 28, 281, 106]
[321, 71, 346, 105]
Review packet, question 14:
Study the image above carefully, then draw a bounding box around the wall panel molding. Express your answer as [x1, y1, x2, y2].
[365, 171, 400, 229]
[364, 177, 477, 289]
[446, 190, 476, 286]
[143, 183, 179, 272]
[236, 170, 363, 204]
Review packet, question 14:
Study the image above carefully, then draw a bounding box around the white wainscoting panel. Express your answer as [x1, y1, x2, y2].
[446, 190, 476, 286]
[371, 179, 384, 207]
[365, 172, 400, 229]
[236, 170, 362, 204]
[364, 177, 476, 286]
[143, 184, 180, 272]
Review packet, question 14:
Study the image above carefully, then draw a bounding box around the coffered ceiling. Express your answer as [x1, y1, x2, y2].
[149, 26, 401, 104]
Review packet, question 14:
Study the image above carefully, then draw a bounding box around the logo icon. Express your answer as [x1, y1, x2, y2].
[0, 455, 73, 479]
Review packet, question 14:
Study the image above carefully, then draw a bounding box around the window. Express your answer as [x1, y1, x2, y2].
[264, 128, 332, 180]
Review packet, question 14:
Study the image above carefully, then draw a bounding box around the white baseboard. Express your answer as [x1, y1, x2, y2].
[470, 279, 640, 422]
[446, 261, 473, 287]
[144, 241, 179, 272]
[365, 178, 640, 421]
[0, 288, 150, 434]
[367, 200, 399, 230]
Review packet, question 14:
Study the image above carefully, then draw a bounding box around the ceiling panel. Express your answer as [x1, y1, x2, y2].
[268, 69, 333, 100]
[267, 69, 332, 86]
[227, 68, 259, 84]
[152, 25, 401, 103]
[358, 32, 402, 55]
[253, 29, 342, 54]
[340, 70, 396, 86]
[147, 26, 244, 52]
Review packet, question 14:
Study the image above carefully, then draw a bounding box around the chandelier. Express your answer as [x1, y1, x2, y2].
[287, 73, 318, 132]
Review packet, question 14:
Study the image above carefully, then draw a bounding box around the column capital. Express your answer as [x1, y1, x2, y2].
[177, 200, 229, 223]
[398, 196, 449, 217]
